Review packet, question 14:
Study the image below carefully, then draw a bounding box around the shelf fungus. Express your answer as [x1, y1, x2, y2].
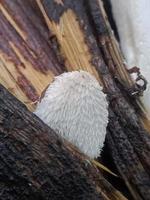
[35, 70, 108, 159]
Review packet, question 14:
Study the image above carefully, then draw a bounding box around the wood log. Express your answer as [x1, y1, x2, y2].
[0, 84, 127, 200]
[0, 0, 150, 199]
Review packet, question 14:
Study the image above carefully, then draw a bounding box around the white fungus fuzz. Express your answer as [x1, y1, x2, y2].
[34, 71, 108, 158]
[110, 0, 150, 115]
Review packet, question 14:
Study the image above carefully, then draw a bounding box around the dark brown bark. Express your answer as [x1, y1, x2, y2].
[0, 84, 127, 200]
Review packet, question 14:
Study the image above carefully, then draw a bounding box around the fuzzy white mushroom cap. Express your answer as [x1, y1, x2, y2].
[34, 71, 108, 158]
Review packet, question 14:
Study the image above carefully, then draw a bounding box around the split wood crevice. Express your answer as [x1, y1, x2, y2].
[0, 0, 150, 199]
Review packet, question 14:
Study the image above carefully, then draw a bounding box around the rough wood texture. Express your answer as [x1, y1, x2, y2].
[36, 0, 150, 199]
[0, 0, 65, 110]
[0, 0, 150, 199]
[0, 84, 127, 200]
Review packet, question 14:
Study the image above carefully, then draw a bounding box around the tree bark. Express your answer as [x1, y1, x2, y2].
[0, 84, 127, 200]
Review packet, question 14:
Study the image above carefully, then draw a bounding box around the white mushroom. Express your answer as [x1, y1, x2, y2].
[34, 70, 108, 159]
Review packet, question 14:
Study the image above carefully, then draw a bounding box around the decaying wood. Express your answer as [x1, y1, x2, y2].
[0, 0, 65, 111]
[0, 84, 127, 200]
[35, 0, 150, 199]
[0, 0, 150, 199]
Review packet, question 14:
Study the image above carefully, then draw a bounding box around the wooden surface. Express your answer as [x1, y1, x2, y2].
[0, 84, 127, 200]
[0, 0, 65, 110]
[36, 1, 150, 199]
[0, 0, 150, 199]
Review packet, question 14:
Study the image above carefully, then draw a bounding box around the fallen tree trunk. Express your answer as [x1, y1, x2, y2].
[0, 84, 126, 200]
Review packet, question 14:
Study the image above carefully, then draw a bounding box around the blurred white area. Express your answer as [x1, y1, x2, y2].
[110, 0, 150, 115]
